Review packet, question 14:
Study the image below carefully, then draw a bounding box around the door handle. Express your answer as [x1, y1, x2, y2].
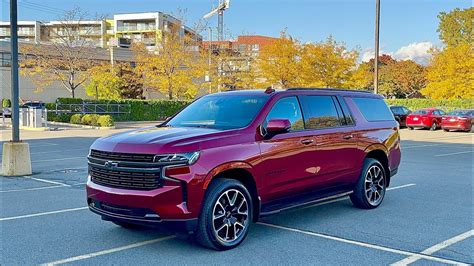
[342, 135, 353, 140]
[300, 139, 314, 145]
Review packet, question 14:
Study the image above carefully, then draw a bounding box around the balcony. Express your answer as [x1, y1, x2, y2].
[117, 24, 156, 32]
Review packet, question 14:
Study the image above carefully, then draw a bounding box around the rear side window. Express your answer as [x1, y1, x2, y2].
[352, 97, 394, 122]
[265, 96, 304, 131]
[300, 96, 341, 129]
[336, 97, 355, 126]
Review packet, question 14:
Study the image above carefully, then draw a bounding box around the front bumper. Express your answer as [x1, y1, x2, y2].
[87, 198, 197, 231]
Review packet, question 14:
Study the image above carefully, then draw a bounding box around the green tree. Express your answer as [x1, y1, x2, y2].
[437, 7, 473, 47]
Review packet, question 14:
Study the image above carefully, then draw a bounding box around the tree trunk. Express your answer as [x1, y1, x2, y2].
[168, 88, 173, 100]
[71, 88, 75, 98]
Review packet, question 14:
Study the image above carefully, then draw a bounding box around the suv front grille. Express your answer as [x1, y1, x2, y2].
[88, 150, 162, 190]
[90, 149, 155, 163]
[89, 166, 161, 190]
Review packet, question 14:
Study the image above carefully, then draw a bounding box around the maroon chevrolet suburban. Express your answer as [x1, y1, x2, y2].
[86, 88, 401, 250]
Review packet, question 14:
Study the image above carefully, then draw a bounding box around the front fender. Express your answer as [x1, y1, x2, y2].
[203, 161, 256, 189]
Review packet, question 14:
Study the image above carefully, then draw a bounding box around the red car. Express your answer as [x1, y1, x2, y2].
[86, 88, 401, 250]
[406, 108, 446, 131]
[441, 109, 473, 132]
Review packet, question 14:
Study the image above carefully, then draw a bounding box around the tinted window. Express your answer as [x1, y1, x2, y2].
[402, 107, 411, 114]
[449, 110, 473, 116]
[390, 107, 402, 115]
[438, 110, 446, 115]
[265, 97, 304, 131]
[352, 98, 394, 122]
[300, 96, 341, 129]
[414, 110, 428, 115]
[337, 97, 355, 125]
[167, 95, 268, 130]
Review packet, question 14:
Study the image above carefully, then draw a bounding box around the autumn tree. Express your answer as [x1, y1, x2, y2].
[379, 60, 426, 98]
[422, 44, 473, 99]
[134, 27, 206, 100]
[85, 64, 123, 100]
[254, 31, 300, 88]
[300, 37, 358, 88]
[20, 8, 101, 98]
[437, 7, 473, 47]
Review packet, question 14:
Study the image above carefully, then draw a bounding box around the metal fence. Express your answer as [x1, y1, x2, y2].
[51, 103, 131, 115]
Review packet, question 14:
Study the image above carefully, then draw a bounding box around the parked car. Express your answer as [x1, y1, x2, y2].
[441, 109, 473, 132]
[86, 88, 401, 250]
[406, 108, 445, 131]
[390, 105, 411, 127]
[21, 101, 46, 109]
[0, 107, 11, 118]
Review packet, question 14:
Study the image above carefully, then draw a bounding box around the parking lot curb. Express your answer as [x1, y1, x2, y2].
[47, 121, 115, 130]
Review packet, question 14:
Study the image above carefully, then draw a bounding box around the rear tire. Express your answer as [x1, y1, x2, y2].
[408, 127, 414, 130]
[430, 122, 438, 131]
[195, 178, 253, 250]
[350, 158, 386, 209]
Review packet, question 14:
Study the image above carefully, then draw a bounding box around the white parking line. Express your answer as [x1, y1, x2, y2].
[28, 143, 59, 147]
[41, 235, 176, 266]
[0, 185, 65, 193]
[258, 223, 468, 265]
[403, 143, 446, 149]
[25, 176, 71, 187]
[31, 148, 89, 155]
[434, 151, 473, 157]
[0, 207, 89, 222]
[32, 157, 85, 163]
[392, 230, 473, 265]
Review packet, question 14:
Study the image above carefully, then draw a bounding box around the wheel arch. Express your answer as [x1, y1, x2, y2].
[203, 162, 260, 222]
[364, 147, 391, 187]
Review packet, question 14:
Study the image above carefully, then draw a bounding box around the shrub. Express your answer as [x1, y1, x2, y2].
[97, 115, 114, 127]
[2, 98, 11, 108]
[81, 114, 100, 126]
[48, 113, 72, 123]
[385, 99, 474, 112]
[70, 114, 83, 124]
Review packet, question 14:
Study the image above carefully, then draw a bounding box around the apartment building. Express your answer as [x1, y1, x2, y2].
[113, 12, 201, 49]
[42, 20, 107, 47]
[0, 21, 41, 43]
[0, 12, 201, 49]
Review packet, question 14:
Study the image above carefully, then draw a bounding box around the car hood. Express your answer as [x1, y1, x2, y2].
[91, 126, 221, 154]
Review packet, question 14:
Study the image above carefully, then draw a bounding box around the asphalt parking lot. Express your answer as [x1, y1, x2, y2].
[1, 125, 473, 265]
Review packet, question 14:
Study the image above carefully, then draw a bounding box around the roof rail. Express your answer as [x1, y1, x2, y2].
[286, 88, 373, 94]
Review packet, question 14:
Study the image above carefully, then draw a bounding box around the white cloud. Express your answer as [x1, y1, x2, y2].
[361, 48, 393, 63]
[393, 42, 433, 65]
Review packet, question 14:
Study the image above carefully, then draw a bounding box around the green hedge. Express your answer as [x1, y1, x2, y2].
[385, 99, 473, 112]
[97, 115, 114, 127]
[70, 114, 83, 124]
[50, 98, 190, 121]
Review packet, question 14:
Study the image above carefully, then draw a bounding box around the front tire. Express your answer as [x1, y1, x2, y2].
[350, 158, 386, 209]
[196, 178, 253, 250]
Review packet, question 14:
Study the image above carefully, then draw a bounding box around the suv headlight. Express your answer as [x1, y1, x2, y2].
[154, 151, 200, 165]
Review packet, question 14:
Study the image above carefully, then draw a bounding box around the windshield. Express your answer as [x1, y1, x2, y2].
[165, 95, 269, 130]
[448, 110, 472, 116]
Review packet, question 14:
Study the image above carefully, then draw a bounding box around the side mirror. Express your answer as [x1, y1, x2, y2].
[266, 119, 291, 135]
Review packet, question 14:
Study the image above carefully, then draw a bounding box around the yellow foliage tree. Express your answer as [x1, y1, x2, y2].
[134, 29, 206, 100]
[300, 37, 359, 88]
[85, 64, 123, 100]
[254, 32, 301, 88]
[421, 44, 474, 99]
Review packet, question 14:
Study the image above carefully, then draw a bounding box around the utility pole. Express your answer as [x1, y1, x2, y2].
[10, 0, 20, 142]
[208, 27, 212, 94]
[2, 0, 32, 176]
[374, 0, 381, 94]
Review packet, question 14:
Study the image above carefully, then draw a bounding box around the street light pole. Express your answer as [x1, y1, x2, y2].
[2, 0, 32, 176]
[10, 0, 20, 142]
[374, 0, 380, 94]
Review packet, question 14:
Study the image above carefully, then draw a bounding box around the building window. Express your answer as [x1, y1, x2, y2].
[1, 52, 12, 67]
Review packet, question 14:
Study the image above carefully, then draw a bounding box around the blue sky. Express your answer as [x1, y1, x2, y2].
[1, 0, 471, 62]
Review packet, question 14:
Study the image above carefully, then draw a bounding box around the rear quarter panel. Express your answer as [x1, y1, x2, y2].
[345, 97, 401, 176]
